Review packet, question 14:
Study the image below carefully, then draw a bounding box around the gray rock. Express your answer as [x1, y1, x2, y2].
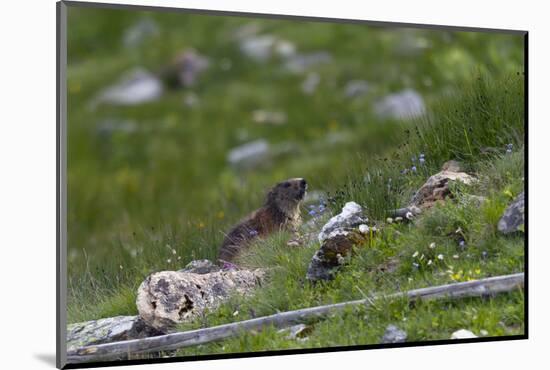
[123, 18, 159, 48]
[344, 80, 371, 98]
[498, 192, 525, 234]
[67, 316, 163, 351]
[302, 72, 320, 95]
[92, 68, 163, 107]
[284, 52, 332, 74]
[227, 139, 270, 169]
[410, 167, 475, 209]
[318, 202, 367, 243]
[178, 259, 220, 274]
[374, 89, 425, 120]
[381, 325, 407, 343]
[137, 269, 265, 330]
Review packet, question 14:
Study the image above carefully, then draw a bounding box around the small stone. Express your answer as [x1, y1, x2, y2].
[381, 325, 407, 343]
[480, 329, 489, 336]
[450, 329, 478, 339]
[374, 89, 425, 120]
[394, 217, 403, 222]
[278, 324, 312, 339]
[344, 80, 370, 98]
[358, 224, 370, 234]
[386, 217, 394, 224]
[227, 139, 270, 169]
[92, 68, 163, 107]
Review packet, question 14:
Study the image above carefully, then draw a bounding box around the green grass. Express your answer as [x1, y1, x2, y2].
[65, 4, 525, 356]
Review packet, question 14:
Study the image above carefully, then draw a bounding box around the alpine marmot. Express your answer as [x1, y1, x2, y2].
[218, 178, 307, 263]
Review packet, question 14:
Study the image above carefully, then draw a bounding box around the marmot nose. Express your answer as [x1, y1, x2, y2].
[300, 179, 307, 189]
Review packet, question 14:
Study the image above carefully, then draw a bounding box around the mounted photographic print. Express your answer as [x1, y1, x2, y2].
[57, 1, 527, 368]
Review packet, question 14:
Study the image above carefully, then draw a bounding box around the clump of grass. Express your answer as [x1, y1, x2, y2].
[327, 73, 524, 220]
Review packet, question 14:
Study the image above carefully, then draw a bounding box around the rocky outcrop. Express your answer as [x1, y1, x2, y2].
[498, 192, 525, 234]
[308, 202, 374, 282]
[410, 161, 475, 209]
[136, 269, 265, 330]
[67, 316, 164, 351]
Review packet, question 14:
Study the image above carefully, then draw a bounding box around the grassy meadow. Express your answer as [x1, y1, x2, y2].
[66, 5, 525, 356]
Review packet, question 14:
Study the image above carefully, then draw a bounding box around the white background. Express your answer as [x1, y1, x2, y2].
[0, 0, 547, 368]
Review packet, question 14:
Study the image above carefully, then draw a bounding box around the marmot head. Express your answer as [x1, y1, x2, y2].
[266, 178, 307, 215]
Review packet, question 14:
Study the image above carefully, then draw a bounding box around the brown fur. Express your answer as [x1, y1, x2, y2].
[218, 178, 307, 263]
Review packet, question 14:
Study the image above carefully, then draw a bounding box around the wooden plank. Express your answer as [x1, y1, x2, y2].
[67, 272, 524, 363]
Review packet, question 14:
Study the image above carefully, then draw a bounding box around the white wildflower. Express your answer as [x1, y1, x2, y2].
[412, 251, 419, 258]
[437, 254, 444, 260]
[429, 242, 436, 249]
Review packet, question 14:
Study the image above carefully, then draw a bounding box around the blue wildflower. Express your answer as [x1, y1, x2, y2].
[419, 157, 425, 165]
[308, 210, 317, 216]
[411, 166, 417, 172]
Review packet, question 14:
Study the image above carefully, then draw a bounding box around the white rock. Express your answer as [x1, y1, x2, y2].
[450, 329, 478, 339]
[92, 68, 163, 107]
[358, 224, 370, 234]
[240, 35, 277, 61]
[318, 201, 366, 243]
